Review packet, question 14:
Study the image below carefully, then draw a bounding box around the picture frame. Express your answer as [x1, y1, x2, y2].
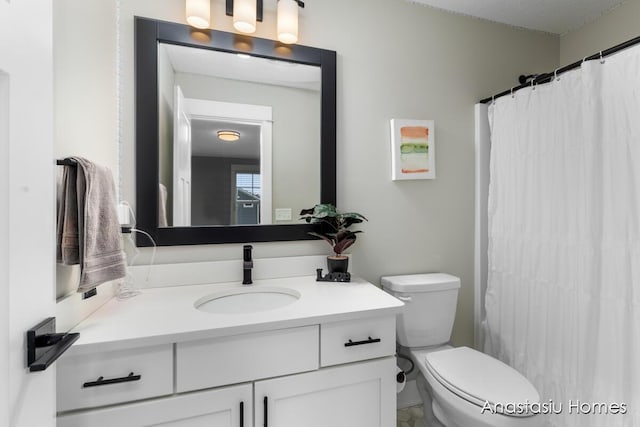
[390, 119, 435, 180]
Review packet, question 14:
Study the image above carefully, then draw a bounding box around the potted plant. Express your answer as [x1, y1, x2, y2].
[299, 204, 367, 274]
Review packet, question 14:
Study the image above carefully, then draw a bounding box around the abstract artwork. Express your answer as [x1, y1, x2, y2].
[390, 119, 435, 180]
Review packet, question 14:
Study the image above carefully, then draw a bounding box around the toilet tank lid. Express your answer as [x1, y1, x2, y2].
[380, 273, 460, 292]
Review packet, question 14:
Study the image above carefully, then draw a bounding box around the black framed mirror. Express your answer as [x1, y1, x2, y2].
[135, 17, 336, 246]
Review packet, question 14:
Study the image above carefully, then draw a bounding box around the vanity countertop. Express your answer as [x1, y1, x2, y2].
[66, 276, 403, 355]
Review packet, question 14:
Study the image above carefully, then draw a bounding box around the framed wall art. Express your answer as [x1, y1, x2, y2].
[390, 119, 435, 180]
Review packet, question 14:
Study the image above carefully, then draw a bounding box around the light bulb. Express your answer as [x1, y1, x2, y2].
[233, 0, 257, 34]
[277, 0, 299, 44]
[186, 0, 210, 29]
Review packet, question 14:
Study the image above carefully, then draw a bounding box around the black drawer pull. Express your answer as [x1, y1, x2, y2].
[263, 396, 268, 427]
[240, 401, 244, 427]
[82, 372, 141, 388]
[344, 336, 381, 347]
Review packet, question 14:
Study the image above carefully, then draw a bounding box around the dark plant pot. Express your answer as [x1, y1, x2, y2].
[327, 256, 349, 274]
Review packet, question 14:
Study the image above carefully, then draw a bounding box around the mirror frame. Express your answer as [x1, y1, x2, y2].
[135, 17, 336, 246]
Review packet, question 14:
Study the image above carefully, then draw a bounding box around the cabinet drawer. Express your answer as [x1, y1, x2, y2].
[320, 316, 395, 367]
[57, 344, 173, 412]
[176, 325, 319, 392]
[57, 383, 252, 427]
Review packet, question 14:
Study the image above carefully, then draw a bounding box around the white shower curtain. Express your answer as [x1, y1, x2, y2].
[486, 45, 640, 427]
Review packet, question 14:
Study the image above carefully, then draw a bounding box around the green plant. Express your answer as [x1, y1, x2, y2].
[299, 204, 367, 257]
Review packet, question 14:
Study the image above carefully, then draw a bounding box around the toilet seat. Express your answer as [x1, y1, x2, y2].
[425, 347, 539, 417]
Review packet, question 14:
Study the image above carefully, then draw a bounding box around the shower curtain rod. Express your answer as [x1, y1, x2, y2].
[479, 34, 640, 104]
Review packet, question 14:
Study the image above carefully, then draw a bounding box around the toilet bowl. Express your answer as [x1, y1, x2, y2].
[412, 346, 540, 427]
[382, 273, 540, 427]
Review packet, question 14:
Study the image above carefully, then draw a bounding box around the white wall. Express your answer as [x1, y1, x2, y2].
[301, 0, 558, 346]
[53, 0, 118, 170]
[53, 0, 119, 321]
[57, 0, 559, 347]
[559, 0, 640, 65]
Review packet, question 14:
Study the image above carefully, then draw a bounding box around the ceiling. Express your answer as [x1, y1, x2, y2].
[407, 0, 626, 34]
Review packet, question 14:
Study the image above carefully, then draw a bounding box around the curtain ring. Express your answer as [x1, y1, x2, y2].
[511, 87, 515, 98]
[491, 95, 495, 104]
[599, 51, 605, 64]
[531, 79, 536, 91]
[554, 68, 560, 81]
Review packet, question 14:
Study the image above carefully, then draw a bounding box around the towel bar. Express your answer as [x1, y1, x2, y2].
[56, 159, 77, 166]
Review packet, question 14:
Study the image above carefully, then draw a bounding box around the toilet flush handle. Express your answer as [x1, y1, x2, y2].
[396, 295, 412, 302]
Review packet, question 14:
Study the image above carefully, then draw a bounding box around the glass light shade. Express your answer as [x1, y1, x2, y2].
[218, 130, 240, 142]
[233, 0, 257, 34]
[277, 0, 298, 44]
[186, 0, 210, 29]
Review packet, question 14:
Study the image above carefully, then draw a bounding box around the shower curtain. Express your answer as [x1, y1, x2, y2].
[485, 45, 640, 427]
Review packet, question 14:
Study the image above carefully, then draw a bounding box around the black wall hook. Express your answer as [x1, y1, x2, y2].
[27, 317, 80, 372]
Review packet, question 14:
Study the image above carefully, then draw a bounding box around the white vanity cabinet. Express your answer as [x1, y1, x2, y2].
[56, 277, 403, 427]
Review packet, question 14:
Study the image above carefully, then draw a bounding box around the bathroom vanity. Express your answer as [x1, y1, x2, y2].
[56, 275, 402, 426]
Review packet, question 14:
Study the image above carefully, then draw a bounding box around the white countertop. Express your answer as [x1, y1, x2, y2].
[67, 276, 403, 355]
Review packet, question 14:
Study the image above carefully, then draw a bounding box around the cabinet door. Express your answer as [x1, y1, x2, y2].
[57, 384, 252, 427]
[255, 357, 395, 427]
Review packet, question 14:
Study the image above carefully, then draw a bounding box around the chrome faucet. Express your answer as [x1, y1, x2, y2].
[242, 245, 253, 285]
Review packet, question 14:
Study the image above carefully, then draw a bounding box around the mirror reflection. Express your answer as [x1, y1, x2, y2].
[157, 43, 322, 227]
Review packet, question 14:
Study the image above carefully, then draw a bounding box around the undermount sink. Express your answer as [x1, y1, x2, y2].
[194, 286, 301, 314]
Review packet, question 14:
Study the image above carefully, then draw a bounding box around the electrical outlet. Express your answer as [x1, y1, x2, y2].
[275, 208, 292, 221]
[117, 202, 131, 225]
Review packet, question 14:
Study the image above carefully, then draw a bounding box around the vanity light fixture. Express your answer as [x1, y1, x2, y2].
[185, 0, 210, 29]
[226, 0, 263, 34]
[277, 0, 304, 45]
[223, 0, 305, 43]
[217, 130, 241, 142]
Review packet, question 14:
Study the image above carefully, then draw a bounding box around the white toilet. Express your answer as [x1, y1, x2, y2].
[382, 273, 540, 427]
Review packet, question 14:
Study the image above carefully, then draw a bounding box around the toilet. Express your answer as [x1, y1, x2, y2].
[382, 273, 540, 427]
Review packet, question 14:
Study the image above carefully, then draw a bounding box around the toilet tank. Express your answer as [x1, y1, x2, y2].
[381, 273, 460, 348]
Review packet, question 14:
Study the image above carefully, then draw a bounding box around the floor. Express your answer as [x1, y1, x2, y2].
[397, 404, 425, 427]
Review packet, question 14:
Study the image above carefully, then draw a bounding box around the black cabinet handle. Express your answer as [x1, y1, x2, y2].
[82, 372, 141, 388]
[344, 336, 381, 347]
[240, 401, 244, 427]
[263, 396, 268, 427]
